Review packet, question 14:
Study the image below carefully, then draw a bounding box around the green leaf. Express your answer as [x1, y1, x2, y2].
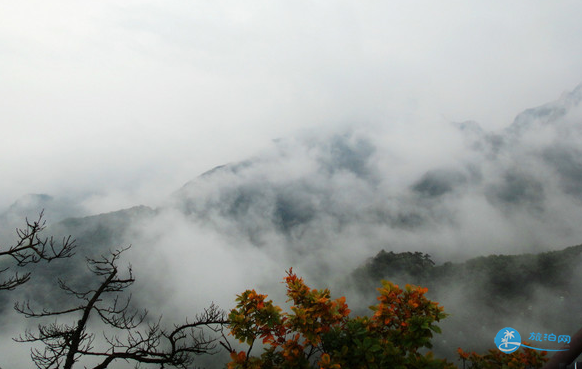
[429, 325, 442, 334]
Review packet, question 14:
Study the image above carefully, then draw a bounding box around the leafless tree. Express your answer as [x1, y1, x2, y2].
[14, 247, 228, 369]
[0, 210, 76, 291]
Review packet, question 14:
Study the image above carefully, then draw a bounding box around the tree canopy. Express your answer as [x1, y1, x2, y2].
[225, 269, 454, 369]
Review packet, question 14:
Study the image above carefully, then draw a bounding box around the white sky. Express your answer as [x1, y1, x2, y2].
[2, 0, 582, 212]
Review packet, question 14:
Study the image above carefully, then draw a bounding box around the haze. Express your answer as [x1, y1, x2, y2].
[2, 1, 582, 213]
[2, 1, 582, 368]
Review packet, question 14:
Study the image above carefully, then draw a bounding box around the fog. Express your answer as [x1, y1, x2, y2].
[2, 85, 582, 366]
[3, 1, 582, 212]
[3, 1, 582, 367]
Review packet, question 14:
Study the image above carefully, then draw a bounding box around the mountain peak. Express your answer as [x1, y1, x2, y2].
[507, 84, 582, 137]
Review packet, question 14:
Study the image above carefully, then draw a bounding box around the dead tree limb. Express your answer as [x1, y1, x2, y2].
[14, 247, 228, 369]
[0, 210, 76, 291]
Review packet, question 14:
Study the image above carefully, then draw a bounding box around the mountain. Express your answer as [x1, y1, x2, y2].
[352, 245, 582, 356]
[0, 193, 87, 241]
[1, 85, 582, 364]
[5, 85, 582, 264]
[169, 84, 582, 263]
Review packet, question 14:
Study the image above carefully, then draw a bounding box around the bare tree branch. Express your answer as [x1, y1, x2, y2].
[14, 247, 228, 369]
[0, 269, 31, 290]
[0, 211, 76, 291]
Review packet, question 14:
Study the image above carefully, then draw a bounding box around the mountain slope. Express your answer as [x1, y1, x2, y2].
[1, 85, 582, 364]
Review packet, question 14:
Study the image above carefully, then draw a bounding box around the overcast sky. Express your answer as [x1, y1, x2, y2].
[2, 0, 582, 213]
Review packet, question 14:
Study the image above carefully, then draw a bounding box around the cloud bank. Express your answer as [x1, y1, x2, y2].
[2, 83, 582, 368]
[3, 1, 582, 214]
[3, 1, 582, 365]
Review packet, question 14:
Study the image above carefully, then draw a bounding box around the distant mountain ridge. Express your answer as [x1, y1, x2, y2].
[2, 85, 582, 362]
[170, 85, 582, 258]
[3, 84, 582, 260]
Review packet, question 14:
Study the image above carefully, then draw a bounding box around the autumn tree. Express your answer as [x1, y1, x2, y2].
[0, 210, 75, 291]
[224, 269, 455, 369]
[457, 346, 548, 369]
[14, 247, 228, 369]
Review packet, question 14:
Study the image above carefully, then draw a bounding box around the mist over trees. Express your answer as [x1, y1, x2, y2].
[1, 86, 582, 367]
[0, 216, 228, 368]
[14, 247, 227, 369]
[0, 211, 75, 291]
[0, 227, 562, 368]
[0, 212, 578, 368]
[352, 246, 582, 358]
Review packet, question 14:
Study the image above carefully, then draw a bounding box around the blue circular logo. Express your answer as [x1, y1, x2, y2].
[495, 327, 521, 354]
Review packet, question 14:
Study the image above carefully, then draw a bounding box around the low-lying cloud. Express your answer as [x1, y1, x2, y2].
[2, 85, 582, 366]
